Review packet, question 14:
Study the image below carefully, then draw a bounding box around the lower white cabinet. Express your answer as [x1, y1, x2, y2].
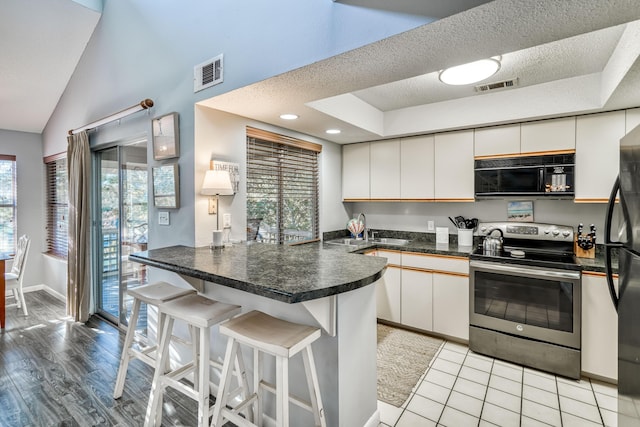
[581, 272, 618, 381]
[401, 268, 433, 331]
[376, 266, 401, 323]
[433, 273, 469, 340]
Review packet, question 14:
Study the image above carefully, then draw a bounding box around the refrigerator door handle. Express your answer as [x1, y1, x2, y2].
[604, 175, 621, 312]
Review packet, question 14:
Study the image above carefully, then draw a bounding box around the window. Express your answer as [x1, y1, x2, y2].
[45, 155, 68, 258]
[246, 127, 321, 244]
[0, 155, 16, 254]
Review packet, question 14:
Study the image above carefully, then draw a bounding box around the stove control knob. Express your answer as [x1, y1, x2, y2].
[552, 230, 560, 236]
[562, 230, 570, 238]
[544, 229, 551, 234]
[480, 226, 487, 233]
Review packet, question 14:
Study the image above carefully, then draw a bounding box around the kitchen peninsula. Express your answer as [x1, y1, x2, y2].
[130, 242, 387, 427]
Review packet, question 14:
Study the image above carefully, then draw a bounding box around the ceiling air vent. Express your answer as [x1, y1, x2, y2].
[194, 54, 223, 93]
[475, 77, 518, 93]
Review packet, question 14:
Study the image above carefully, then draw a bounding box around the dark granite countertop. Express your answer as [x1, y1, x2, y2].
[129, 243, 387, 303]
[323, 234, 618, 274]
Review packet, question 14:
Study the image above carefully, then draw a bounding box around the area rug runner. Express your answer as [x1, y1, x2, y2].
[377, 323, 444, 407]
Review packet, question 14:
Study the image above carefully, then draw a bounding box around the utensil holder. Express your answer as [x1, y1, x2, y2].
[458, 229, 473, 246]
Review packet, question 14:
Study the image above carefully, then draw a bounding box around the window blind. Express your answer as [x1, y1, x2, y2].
[0, 155, 16, 254]
[45, 156, 68, 258]
[246, 129, 319, 244]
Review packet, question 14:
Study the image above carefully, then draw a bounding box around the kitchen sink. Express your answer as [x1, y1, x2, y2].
[372, 238, 409, 246]
[325, 238, 372, 247]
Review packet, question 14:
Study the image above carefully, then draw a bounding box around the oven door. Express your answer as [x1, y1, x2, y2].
[469, 260, 581, 349]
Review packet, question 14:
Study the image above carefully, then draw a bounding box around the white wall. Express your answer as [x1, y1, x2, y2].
[0, 130, 46, 290]
[194, 107, 349, 246]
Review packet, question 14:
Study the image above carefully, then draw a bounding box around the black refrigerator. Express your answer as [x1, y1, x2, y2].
[605, 123, 640, 426]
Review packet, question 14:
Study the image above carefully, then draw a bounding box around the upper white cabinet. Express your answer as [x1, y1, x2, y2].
[370, 139, 400, 199]
[434, 130, 475, 201]
[521, 117, 576, 154]
[342, 142, 370, 200]
[401, 135, 435, 199]
[575, 111, 625, 202]
[474, 124, 520, 158]
[627, 107, 640, 133]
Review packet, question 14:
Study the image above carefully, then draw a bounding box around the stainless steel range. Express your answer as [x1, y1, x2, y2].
[469, 222, 582, 379]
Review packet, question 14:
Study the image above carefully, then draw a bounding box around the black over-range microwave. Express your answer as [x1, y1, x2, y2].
[474, 153, 575, 198]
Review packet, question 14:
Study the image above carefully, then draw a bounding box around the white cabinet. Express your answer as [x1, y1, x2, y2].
[474, 124, 520, 158]
[376, 266, 401, 323]
[401, 268, 433, 330]
[520, 116, 576, 154]
[433, 273, 469, 340]
[342, 142, 370, 200]
[434, 130, 475, 201]
[575, 111, 626, 202]
[581, 272, 618, 381]
[401, 135, 434, 199]
[627, 107, 640, 133]
[370, 139, 400, 199]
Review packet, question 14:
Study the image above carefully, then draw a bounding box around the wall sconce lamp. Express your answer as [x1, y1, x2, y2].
[201, 169, 234, 231]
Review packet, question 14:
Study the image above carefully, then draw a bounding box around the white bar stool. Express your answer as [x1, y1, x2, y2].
[144, 294, 247, 427]
[211, 310, 326, 427]
[113, 281, 196, 399]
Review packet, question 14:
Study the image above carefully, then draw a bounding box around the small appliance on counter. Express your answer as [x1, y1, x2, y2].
[574, 223, 596, 259]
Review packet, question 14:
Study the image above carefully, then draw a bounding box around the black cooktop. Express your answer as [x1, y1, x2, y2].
[470, 246, 582, 271]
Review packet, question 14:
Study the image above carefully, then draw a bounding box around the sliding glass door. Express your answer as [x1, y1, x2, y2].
[94, 140, 149, 328]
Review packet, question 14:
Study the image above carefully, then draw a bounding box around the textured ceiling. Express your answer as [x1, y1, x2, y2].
[200, 0, 640, 144]
[0, 0, 101, 133]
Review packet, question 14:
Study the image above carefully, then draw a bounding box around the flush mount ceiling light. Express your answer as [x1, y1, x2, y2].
[279, 113, 299, 120]
[326, 129, 341, 134]
[439, 58, 501, 86]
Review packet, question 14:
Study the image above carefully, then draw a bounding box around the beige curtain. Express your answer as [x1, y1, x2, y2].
[67, 131, 91, 323]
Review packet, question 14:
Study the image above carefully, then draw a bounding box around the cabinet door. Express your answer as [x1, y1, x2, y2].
[401, 135, 434, 199]
[575, 111, 626, 202]
[342, 143, 370, 200]
[520, 116, 576, 154]
[376, 266, 401, 323]
[370, 139, 400, 199]
[627, 107, 640, 134]
[434, 130, 475, 201]
[401, 268, 433, 331]
[474, 124, 520, 158]
[581, 273, 618, 381]
[433, 273, 469, 340]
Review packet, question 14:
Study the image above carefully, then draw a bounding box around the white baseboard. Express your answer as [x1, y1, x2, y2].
[23, 284, 65, 301]
[364, 409, 381, 427]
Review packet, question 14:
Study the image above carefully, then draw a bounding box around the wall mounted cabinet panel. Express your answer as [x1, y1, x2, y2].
[342, 142, 370, 200]
[575, 111, 625, 202]
[474, 124, 520, 158]
[434, 130, 475, 201]
[521, 116, 576, 154]
[401, 135, 434, 199]
[370, 139, 400, 199]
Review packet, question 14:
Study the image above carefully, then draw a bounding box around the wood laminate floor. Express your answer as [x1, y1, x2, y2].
[0, 290, 207, 427]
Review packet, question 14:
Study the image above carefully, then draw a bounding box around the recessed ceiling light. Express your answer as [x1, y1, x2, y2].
[439, 58, 501, 86]
[280, 114, 299, 120]
[326, 129, 341, 134]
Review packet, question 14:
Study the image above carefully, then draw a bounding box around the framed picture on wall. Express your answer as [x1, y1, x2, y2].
[152, 163, 180, 208]
[152, 112, 179, 160]
[507, 201, 534, 222]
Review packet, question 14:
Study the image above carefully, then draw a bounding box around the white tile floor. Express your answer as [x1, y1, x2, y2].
[379, 340, 617, 427]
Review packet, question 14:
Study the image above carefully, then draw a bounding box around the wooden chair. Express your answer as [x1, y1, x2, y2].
[5, 235, 30, 316]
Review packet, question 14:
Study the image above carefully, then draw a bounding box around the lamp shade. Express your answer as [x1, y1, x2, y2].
[201, 169, 234, 195]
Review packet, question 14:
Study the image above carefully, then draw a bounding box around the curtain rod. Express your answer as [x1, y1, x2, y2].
[68, 98, 154, 135]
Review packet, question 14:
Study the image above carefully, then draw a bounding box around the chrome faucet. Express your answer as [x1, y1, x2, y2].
[357, 212, 368, 241]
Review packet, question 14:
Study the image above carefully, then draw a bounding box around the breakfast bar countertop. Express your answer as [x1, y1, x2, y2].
[129, 242, 387, 303]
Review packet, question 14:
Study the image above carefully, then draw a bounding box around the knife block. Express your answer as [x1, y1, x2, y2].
[574, 236, 595, 259]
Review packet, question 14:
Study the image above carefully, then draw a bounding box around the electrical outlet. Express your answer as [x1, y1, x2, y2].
[158, 211, 170, 226]
[223, 213, 231, 228]
[427, 220, 435, 231]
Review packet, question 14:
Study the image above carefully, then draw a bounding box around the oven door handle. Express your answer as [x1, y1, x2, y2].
[469, 260, 581, 281]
